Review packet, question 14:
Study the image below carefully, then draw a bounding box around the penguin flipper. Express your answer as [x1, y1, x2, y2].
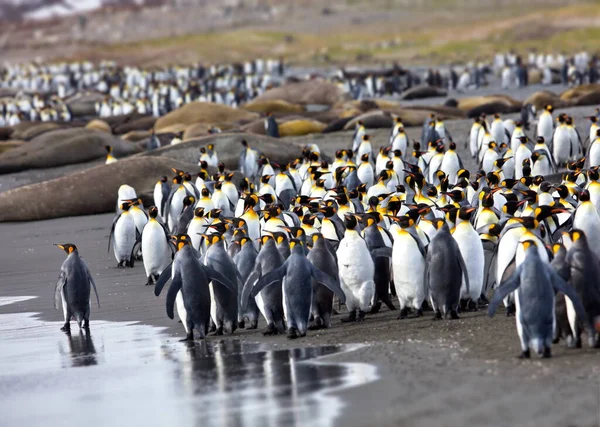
[82, 259, 100, 308]
[456, 245, 470, 295]
[488, 271, 521, 317]
[547, 266, 588, 324]
[310, 265, 346, 304]
[240, 266, 261, 311]
[165, 270, 182, 320]
[204, 265, 238, 294]
[249, 264, 286, 298]
[108, 213, 121, 253]
[154, 262, 173, 296]
[55, 271, 67, 310]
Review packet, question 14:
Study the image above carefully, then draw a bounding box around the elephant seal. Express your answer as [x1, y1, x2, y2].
[0, 157, 199, 222]
[344, 110, 393, 130]
[0, 128, 142, 174]
[85, 119, 112, 133]
[523, 90, 569, 111]
[400, 84, 447, 100]
[242, 99, 304, 114]
[252, 79, 345, 106]
[278, 119, 327, 137]
[154, 102, 258, 132]
[113, 116, 156, 135]
[65, 92, 105, 117]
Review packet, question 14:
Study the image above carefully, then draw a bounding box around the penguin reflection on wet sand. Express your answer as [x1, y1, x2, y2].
[489, 240, 586, 358]
[54, 244, 100, 333]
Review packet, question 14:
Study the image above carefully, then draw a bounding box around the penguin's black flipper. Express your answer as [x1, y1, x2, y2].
[249, 264, 287, 298]
[547, 266, 588, 324]
[107, 213, 121, 253]
[165, 270, 182, 320]
[82, 259, 100, 307]
[55, 271, 67, 310]
[204, 265, 239, 294]
[488, 271, 521, 317]
[154, 262, 173, 296]
[310, 265, 346, 304]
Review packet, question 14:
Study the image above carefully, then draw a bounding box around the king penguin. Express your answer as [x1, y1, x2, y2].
[425, 222, 470, 319]
[141, 206, 172, 286]
[488, 240, 586, 358]
[54, 244, 100, 333]
[233, 236, 260, 329]
[246, 239, 345, 339]
[307, 233, 340, 329]
[109, 201, 140, 268]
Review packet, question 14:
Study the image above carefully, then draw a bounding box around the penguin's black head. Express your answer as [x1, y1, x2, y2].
[570, 229, 587, 244]
[105, 145, 112, 154]
[457, 206, 476, 221]
[200, 147, 206, 154]
[172, 168, 185, 177]
[241, 139, 249, 148]
[160, 176, 167, 183]
[539, 181, 553, 193]
[209, 208, 222, 218]
[360, 153, 369, 162]
[175, 234, 191, 251]
[311, 233, 324, 246]
[199, 160, 208, 170]
[260, 234, 274, 247]
[214, 181, 223, 190]
[183, 195, 195, 206]
[588, 168, 599, 181]
[302, 214, 317, 226]
[579, 189, 591, 202]
[521, 239, 538, 252]
[289, 239, 304, 252]
[534, 204, 568, 221]
[518, 136, 528, 144]
[148, 206, 159, 218]
[344, 213, 358, 230]
[194, 207, 205, 217]
[54, 243, 77, 254]
[218, 162, 225, 173]
[201, 187, 210, 198]
[121, 201, 132, 211]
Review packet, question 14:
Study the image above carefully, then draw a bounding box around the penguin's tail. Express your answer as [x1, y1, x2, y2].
[75, 313, 84, 329]
[531, 338, 544, 356]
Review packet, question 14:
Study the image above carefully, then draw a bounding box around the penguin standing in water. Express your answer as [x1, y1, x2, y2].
[425, 222, 470, 319]
[141, 206, 172, 286]
[109, 201, 140, 268]
[246, 239, 345, 339]
[203, 234, 240, 335]
[563, 230, 600, 348]
[307, 233, 339, 329]
[241, 235, 286, 335]
[54, 244, 100, 333]
[154, 235, 238, 341]
[489, 240, 586, 358]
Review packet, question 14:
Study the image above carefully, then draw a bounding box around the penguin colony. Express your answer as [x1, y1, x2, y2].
[55, 104, 600, 359]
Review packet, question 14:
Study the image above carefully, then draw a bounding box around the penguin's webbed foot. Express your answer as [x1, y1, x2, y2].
[415, 308, 423, 318]
[287, 327, 299, 339]
[262, 324, 279, 336]
[357, 310, 366, 321]
[433, 310, 442, 320]
[505, 304, 516, 317]
[238, 320, 245, 329]
[397, 307, 409, 320]
[478, 294, 489, 307]
[449, 309, 460, 320]
[340, 311, 357, 323]
[467, 300, 478, 312]
[60, 323, 71, 333]
[370, 302, 382, 314]
[180, 332, 194, 342]
[308, 317, 324, 330]
[542, 347, 552, 358]
[210, 326, 224, 336]
[518, 349, 531, 359]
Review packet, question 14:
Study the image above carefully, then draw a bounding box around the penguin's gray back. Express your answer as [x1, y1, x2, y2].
[205, 242, 239, 332]
[283, 253, 314, 332]
[62, 254, 92, 316]
[176, 246, 211, 328]
[426, 226, 464, 307]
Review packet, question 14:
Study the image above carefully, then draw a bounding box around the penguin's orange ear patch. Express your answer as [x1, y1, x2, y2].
[177, 242, 185, 252]
[571, 231, 581, 241]
[68, 246, 75, 254]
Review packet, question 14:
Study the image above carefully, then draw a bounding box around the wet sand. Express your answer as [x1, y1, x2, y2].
[0, 213, 598, 427]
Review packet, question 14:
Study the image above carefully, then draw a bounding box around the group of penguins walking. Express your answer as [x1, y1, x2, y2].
[55, 106, 600, 358]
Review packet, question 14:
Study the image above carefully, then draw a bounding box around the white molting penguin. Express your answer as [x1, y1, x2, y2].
[488, 240, 586, 358]
[53, 243, 100, 333]
[109, 201, 140, 268]
[246, 239, 345, 339]
[337, 213, 377, 322]
[142, 206, 172, 286]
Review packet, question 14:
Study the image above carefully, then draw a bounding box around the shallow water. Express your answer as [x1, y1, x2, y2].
[0, 298, 377, 427]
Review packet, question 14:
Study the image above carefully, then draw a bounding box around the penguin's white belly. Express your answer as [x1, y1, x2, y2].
[496, 228, 524, 285]
[255, 291, 267, 322]
[453, 227, 485, 300]
[187, 218, 208, 251]
[142, 223, 171, 277]
[337, 238, 374, 310]
[114, 216, 136, 262]
[440, 156, 460, 184]
[553, 132, 570, 164]
[589, 143, 600, 167]
[573, 205, 600, 259]
[61, 289, 69, 322]
[176, 291, 189, 333]
[392, 235, 425, 308]
[282, 278, 288, 322]
[209, 282, 218, 325]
